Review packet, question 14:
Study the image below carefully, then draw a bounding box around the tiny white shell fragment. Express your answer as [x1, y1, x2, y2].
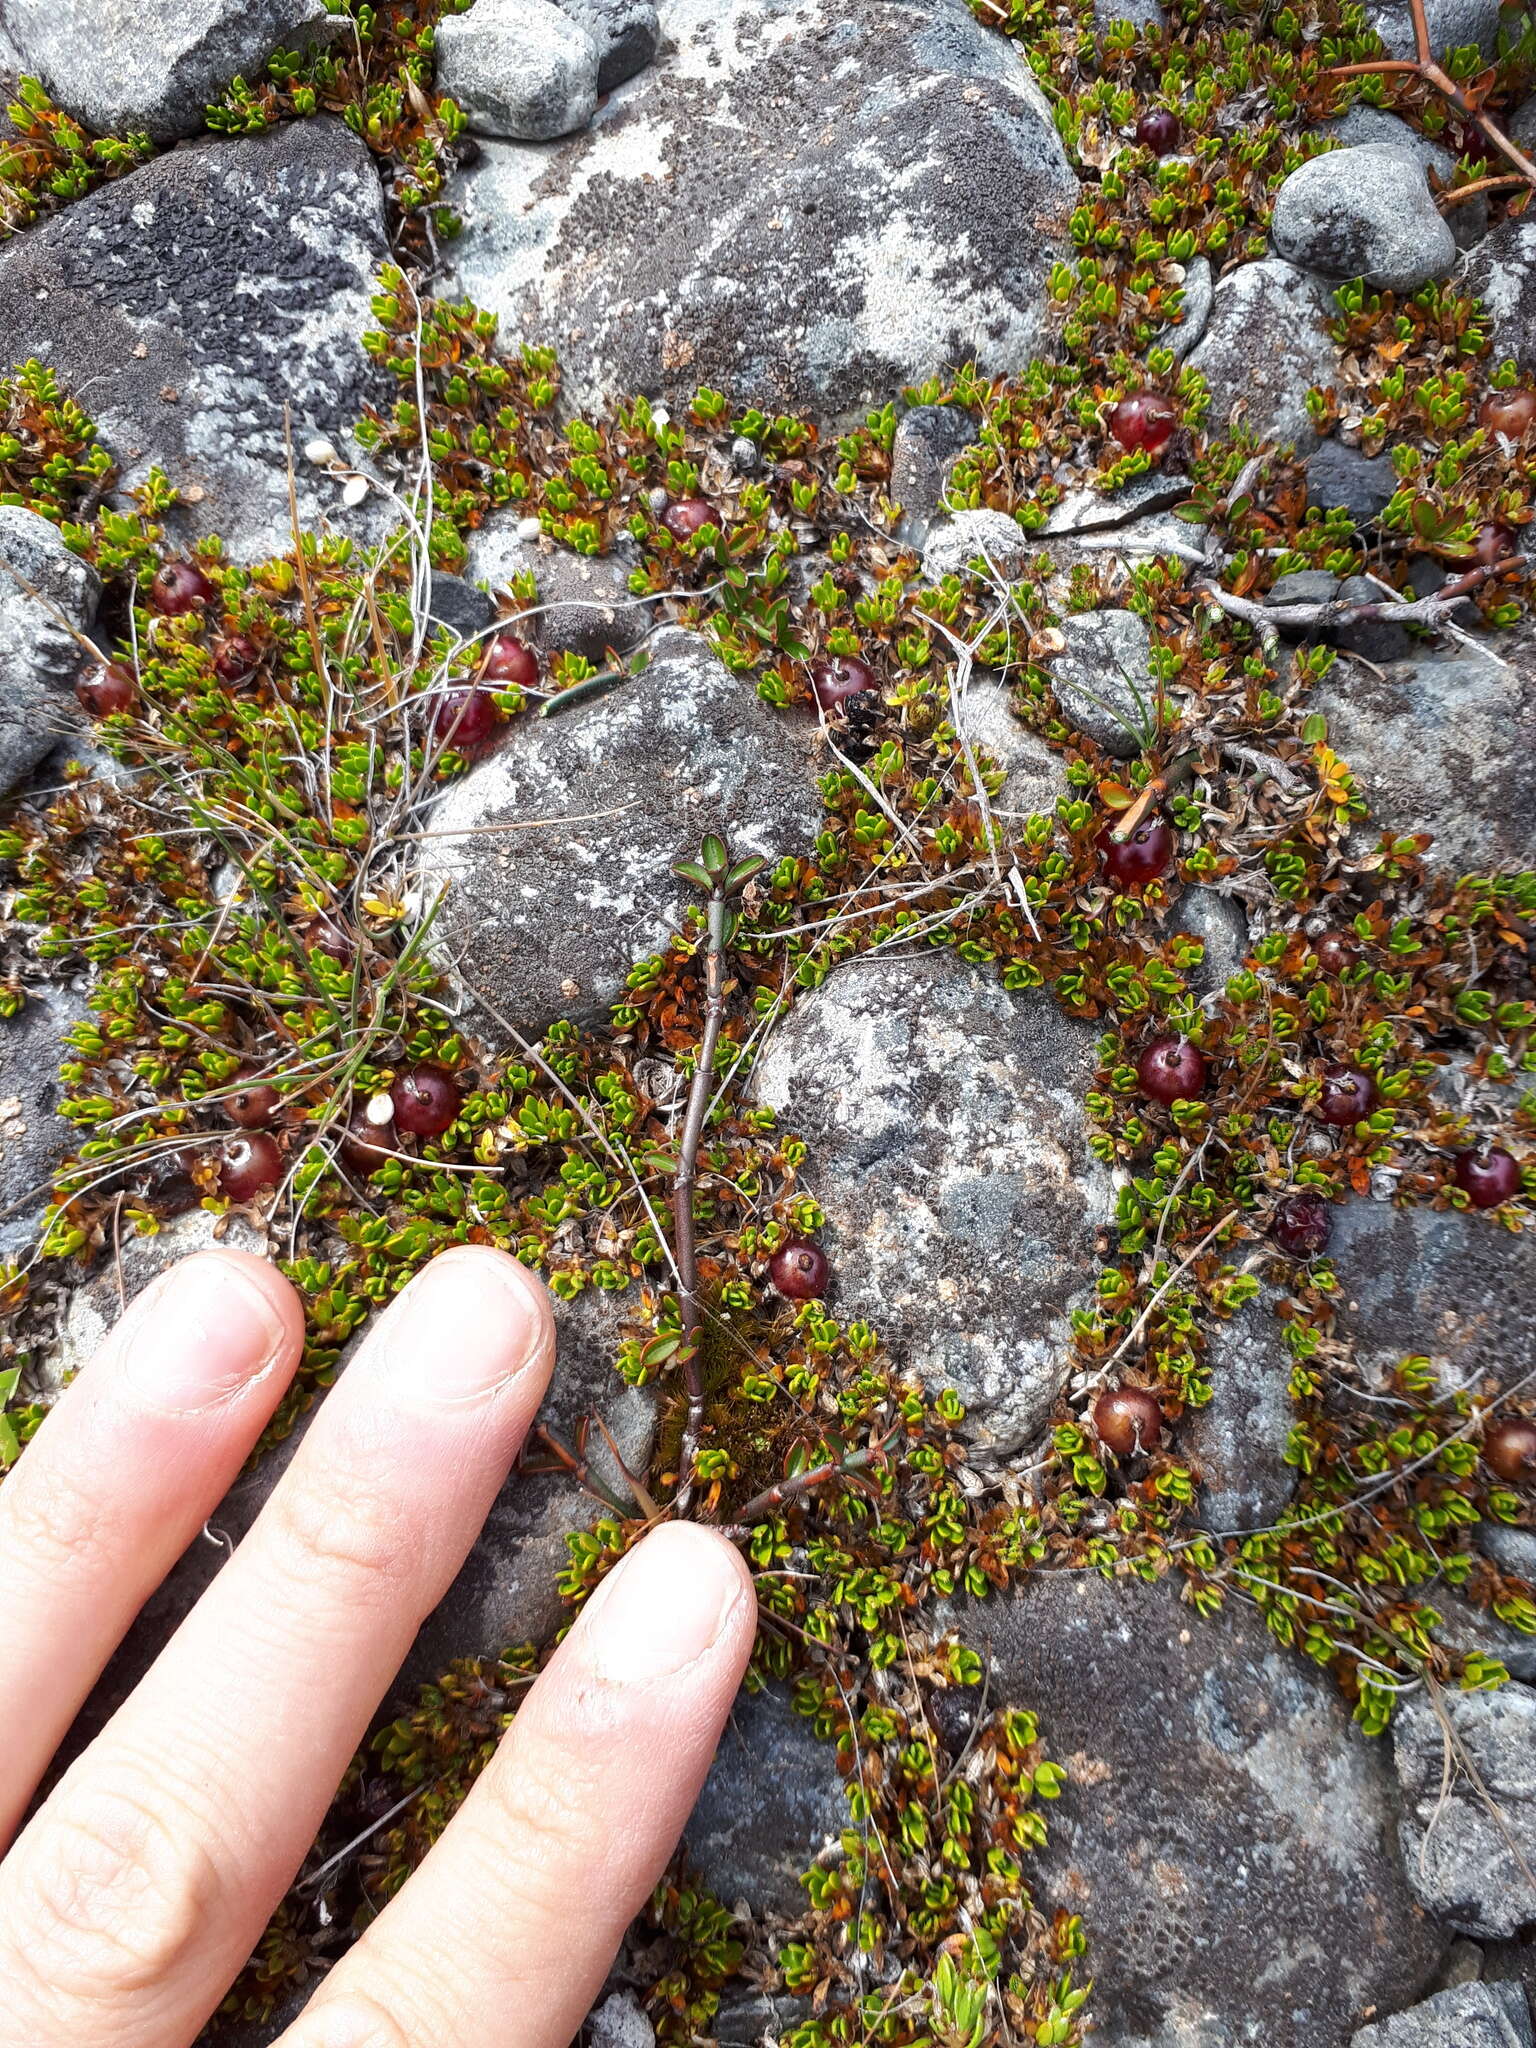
[341, 475, 371, 508]
[364, 1091, 395, 1127]
[304, 436, 340, 466]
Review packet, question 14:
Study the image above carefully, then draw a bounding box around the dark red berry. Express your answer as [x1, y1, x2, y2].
[390, 1064, 462, 1138]
[1318, 1064, 1377, 1127]
[1093, 1386, 1164, 1457]
[769, 1239, 829, 1301]
[1270, 1191, 1332, 1257]
[1484, 1416, 1536, 1484]
[213, 634, 261, 686]
[76, 660, 137, 716]
[663, 497, 716, 540]
[224, 1073, 281, 1129]
[809, 655, 877, 711]
[1136, 108, 1181, 154]
[1472, 521, 1519, 567]
[432, 684, 501, 752]
[1455, 1145, 1522, 1210]
[482, 632, 539, 687]
[1312, 930, 1358, 975]
[1137, 1034, 1207, 1105]
[150, 560, 214, 615]
[1098, 816, 1174, 888]
[340, 1104, 396, 1174]
[304, 916, 354, 966]
[218, 1131, 282, 1200]
[1454, 118, 1501, 169]
[1479, 389, 1536, 441]
[1108, 395, 1178, 457]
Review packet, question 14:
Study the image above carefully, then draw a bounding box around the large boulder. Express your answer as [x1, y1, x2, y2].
[1466, 216, 1536, 378]
[0, 120, 388, 564]
[747, 954, 1110, 1450]
[0, 505, 101, 797]
[1270, 145, 1456, 295]
[1327, 1202, 1536, 1396]
[1, 0, 333, 140]
[434, 0, 601, 142]
[1393, 1685, 1536, 1939]
[1185, 258, 1339, 453]
[416, 628, 821, 1033]
[685, 1686, 845, 1919]
[443, 0, 1077, 422]
[954, 1573, 1445, 2045]
[1313, 643, 1536, 876]
[1316, 106, 1487, 252]
[1352, 1982, 1533, 2048]
[0, 984, 89, 1261]
[1366, 0, 1503, 61]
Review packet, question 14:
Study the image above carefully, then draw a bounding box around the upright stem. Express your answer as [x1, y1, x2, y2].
[671, 890, 727, 1512]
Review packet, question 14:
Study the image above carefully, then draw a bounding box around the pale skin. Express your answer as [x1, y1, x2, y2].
[0, 1244, 757, 2047]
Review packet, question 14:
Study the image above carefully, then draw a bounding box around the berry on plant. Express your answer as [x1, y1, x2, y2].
[1108, 395, 1177, 456]
[390, 1064, 462, 1138]
[1454, 1146, 1521, 1210]
[1137, 1034, 1207, 1104]
[213, 634, 262, 686]
[1312, 930, 1357, 975]
[809, 655, 876, 710]
[76, 661, 137, 716]
[1484, 1416, 1536, 1483]
[1093, 1386, 1163, 1457]
[150, 560, 214, 615]
[663, 497, 715, 540]
[224, 1074, 281, 1129]
[1479, 389, 1536, 441]
[218, 1132, 282, 1199]
[1136, 109, 1181, 154]
[482, 632, 539, 686]
[1270, 1191, 1332, 1257]
[1318, 1065, 1376, 1127]
[769, 1240, 829, 1300]
[340, 1101, 396, 1174]
[1098, 816, 1174, 888]
[1472, 521, 1519, 567]
[432, 684, 501, 752]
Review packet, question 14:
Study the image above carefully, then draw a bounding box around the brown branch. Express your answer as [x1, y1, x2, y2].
[1111, 749, 1200, 841]
[1438, 171, 1530, 208]
[1196, 558, 1522, 651]
[717, 1423, 905, 1536]
[671, 889, 728, 1514]
[520, 1422, 634, 1518]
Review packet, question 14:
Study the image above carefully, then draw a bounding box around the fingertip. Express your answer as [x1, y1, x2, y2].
[356, 1243, 556, 1410]
[582, 1519, 757, 1689]
[109, 1247, 305, 1416]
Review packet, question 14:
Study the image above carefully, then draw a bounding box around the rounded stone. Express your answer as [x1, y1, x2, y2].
[1271, 144, 1457, 295]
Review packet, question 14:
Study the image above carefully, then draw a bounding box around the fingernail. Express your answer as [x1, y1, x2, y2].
[585, 1526, 746, 1685]
[120, 1254, 289, 1414]
[371, 1248, 550, 1407]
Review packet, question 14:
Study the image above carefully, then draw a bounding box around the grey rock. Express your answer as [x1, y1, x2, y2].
[1511, 94, 1536, 157]
[465, 524, 653, 663]
[435, 0, 600, 142]
[426, 572, 497, 646]
[1466, 215, 1536, 377]
[586, 1992, 656, 2048]
[556, 0, 659, 92]
[960, 1573, 1445, 2045]
[1336, 572, 1416, 663]
[1269, 569, 1344, 610]
[0, 120, 388, 565]
[417, 628, 819, 1033]
[2, 0, 333, 140]
[891, 404, 980, 548]
[1481, 1524, 1536, 1584]
[1353, 1981, 1532, 2047]
[1327, 1202, 1536, 1397]
[685, 1686, 845, 1917]
[0, 984, 89, 1260]
[1271, 144, 1456, 294]
[1093, 0, 1164, 24]
[1368, 0, 1504, 61]
[921, 508, 1032, 584]
[0, 505, 100, 796]
[1311, 640, 1536, 874]
[1170, 885, 1250, 992]
[1307, 439, 1397, 526]
[1186, 257, 1339, 453]
[1425, 1589, 1536, 1686]
[954, 671, 1063, 821]
[1166, 253, 1214, 360]
[1394, 1685, 1536, 1938]
[444, 0, 1077, 423]
[747, 954, 1111, 1449]
[1182, 1292, 1296, 1534]
[1049, 607, 1159, 758]
[1318, 106, 1487, 250]
[1044, 467, 1195, 536]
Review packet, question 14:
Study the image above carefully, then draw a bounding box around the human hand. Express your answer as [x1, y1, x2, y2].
[0, 1245, 756, 2048]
